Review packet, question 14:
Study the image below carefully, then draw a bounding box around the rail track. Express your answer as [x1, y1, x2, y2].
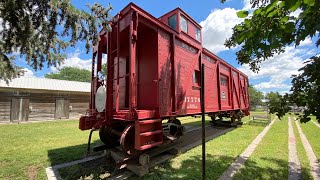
[107, 124, 235, 178]
[46, 124, 236, 179]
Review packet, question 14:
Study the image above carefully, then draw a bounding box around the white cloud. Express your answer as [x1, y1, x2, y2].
[253, 81, 291, 90]
[50, 50, 107, 73]
[299, 37, 312, 46]
[21, 68, 35, 78]
[243, 0, 252, 10]
[290, 8, 302, 18]
[198, 1, 316, 94]
[200, 8, 243, 53]
[238, 46, 308, 92]
[243, 0, 269, 11]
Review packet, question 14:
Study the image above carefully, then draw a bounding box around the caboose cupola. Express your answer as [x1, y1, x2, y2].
[159, 8, 202, 43]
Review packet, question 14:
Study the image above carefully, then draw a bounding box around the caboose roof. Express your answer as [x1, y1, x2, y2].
[0, 77, 91, 93]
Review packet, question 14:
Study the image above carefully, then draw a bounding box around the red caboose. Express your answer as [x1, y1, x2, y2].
[80, 3, 250, 155]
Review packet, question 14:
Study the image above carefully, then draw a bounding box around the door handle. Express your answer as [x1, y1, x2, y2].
[153, 79, 161, 83]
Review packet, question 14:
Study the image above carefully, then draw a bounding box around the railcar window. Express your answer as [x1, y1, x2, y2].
[168, 15, 177, 30]
[220, 78, 227, 86]
[195, 27, 201, 41]
[180, 15, 188, 33]
[193, 70, 201, 86]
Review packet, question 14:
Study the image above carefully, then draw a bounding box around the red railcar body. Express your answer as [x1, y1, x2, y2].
[80, 3, 250, 155]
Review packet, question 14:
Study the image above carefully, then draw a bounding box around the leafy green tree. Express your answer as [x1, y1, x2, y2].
[101, 63, 107, 77]
[265, 92, 290, 119]
[291, 56, 320, 123]
[248, 85, 264, 110]
[45, 66, 91, 82]
[0, 0, 112, 83]
[221, 0, 319, 122]
[223, 0, 319, 71]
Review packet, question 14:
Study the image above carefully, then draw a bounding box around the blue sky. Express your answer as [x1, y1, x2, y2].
[17, 0, 317, 94]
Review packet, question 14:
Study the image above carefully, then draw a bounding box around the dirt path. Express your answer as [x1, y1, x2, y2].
[218, 117, 276, 180]
[288, 116, 301, 180]
[294, 117, 320, 179]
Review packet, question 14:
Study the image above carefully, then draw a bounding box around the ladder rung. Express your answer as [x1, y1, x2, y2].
[112, 73, 130, 80]
[140, 130, 162, 137]
[111, 49, 118, 54]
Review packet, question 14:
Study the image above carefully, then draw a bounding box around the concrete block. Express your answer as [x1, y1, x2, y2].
[126, 164, 149, 177]
[139, 154, 150, 166]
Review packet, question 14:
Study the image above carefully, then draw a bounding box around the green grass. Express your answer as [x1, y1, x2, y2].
[0, 120, 100, 179]
[180, 111, 259, 126]
[298, 116, 320, 162]
[179, 116, 211, 127]
[0, 111, 268, 179]
[136, 123, 265, 179]
[234, 115, 288, 180]
[291, 117, 313, 180]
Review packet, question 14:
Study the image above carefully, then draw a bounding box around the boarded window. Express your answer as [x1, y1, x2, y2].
[168, 15, 177, 30]
[180, 15, 188, 33]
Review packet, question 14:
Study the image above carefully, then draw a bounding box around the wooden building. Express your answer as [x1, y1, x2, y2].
[0, 77, 90, 123]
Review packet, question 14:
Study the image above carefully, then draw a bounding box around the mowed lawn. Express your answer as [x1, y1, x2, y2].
[0, 120, 101, 179]
[0, 113, 264, 179]
[138, 119, 265, 179]
[298, 116, 320, 163]
[1, 111, 295, 180]
[292, 117, 313, 179]
[234, 115, 289, 179]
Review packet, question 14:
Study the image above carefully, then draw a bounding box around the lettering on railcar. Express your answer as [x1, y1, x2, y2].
[176, 39, 197, 54]
[232, 71, 238, 76]
[184, 96, 200, 109]
[202, 54, 216, 64]
[159, 29, 170, 41]
[220, 64, 230, 71]
[221, 92, 226, 100]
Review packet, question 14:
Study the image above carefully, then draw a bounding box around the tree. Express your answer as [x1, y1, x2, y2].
[0, 1, 112, 83]
[265, 92, 290, 119]
[291, 56, 320, 123]
[221, 0, 320, 122]
[101, 63, 107, 77]
[45, 66, 91, 82]
[248, 85, 264, 110]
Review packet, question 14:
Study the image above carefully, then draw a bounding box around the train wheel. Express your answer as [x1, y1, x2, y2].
[169, 119, 183, 138]
[120, 124, 140, 156]
[99, 125, 119, 148]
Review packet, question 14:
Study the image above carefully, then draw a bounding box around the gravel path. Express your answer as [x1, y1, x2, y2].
[294, 117, 320, 179]
[218, 117, 276, 180]
[288, 116, 301, 180]
[312, 120, 320, 128]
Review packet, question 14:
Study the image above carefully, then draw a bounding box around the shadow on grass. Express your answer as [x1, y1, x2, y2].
[234, 157, 289, 180]
[47, 140, 103, 166]
[131, 155, 288, 180]
[58, 156, 115, 180]
[47, 139, 114, 179]
[248, 120, 270, 127]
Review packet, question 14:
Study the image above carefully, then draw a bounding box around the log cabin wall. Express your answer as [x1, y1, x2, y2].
[0, 95, 11, 122]
[0, 89, 90, 123]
